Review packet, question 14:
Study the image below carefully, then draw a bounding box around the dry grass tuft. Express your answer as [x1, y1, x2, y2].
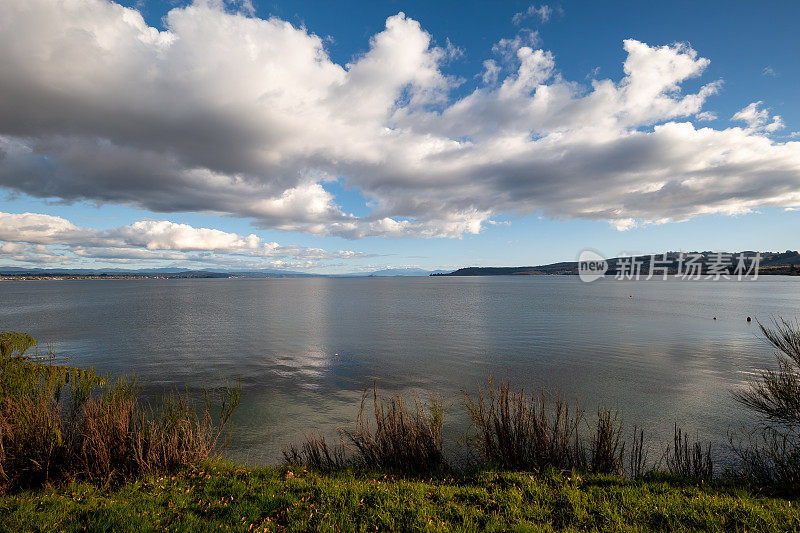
[590, 409, 624, 475]
[343, 384, 446, 473]
[284, 383, 446, 474]
[283, 434, 348, 471]
[0, 331, 239, 492]
[663, 424, 713, 480]
[464, 380, 583, 472]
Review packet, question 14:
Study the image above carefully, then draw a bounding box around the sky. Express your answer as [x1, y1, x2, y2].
[0, 0, 798, 273]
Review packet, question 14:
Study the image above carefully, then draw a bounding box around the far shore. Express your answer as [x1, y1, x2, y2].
[0, 275, 168, 281]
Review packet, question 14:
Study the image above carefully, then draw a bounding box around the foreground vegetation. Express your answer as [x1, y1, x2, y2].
[0, 331, 239, 491]
[3, 320, 800, 530]
[1, 462, 799, 532]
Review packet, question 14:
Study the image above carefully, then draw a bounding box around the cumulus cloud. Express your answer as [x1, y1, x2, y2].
[0, 0, 798, 238]
[0, 212, 370, 268]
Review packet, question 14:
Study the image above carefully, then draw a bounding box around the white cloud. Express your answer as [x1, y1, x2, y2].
[0, 212, 370, 268]
[482, 60, 501, 85]
[112, 220, 261, 251]
[0, 212, 84, 244]
[492, 30, 541, 60]
[732, 101, 785, 133]
[0, 0, 797, 239]
[695, 111, 717, 122]
[0, 242, 67, 264]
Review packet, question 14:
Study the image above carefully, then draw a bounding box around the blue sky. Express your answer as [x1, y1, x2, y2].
[0, 0, 798, 272]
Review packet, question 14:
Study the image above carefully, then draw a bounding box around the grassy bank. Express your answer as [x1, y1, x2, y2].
[4, 325, 800, 530]
[1, 461, 798, 532]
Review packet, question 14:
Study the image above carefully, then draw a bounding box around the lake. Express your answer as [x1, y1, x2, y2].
[1, 276, 797, 464]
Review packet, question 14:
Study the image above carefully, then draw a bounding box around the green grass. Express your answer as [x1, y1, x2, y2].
[1, 462, 798, 532]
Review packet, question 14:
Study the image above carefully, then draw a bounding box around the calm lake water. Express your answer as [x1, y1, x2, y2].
[1, 276, 798, 464]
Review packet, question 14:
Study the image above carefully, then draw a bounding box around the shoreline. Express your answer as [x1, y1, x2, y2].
[3, 270, 800, 281]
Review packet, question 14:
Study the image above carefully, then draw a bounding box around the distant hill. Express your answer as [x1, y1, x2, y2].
[434, 251, 800, 277]
[434, 263, 576, 276]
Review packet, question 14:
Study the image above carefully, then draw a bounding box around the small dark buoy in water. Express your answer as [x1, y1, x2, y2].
[747, 316, 752, 322]
[629, 294, 633, 298]
[713, 317, 717, 320]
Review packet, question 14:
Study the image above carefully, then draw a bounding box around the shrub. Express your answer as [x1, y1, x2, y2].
[732, 319, 800, 491]
[0, 331, 239, 492]
[735, 318, 800, 427]
[730, 427, 800, 490]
